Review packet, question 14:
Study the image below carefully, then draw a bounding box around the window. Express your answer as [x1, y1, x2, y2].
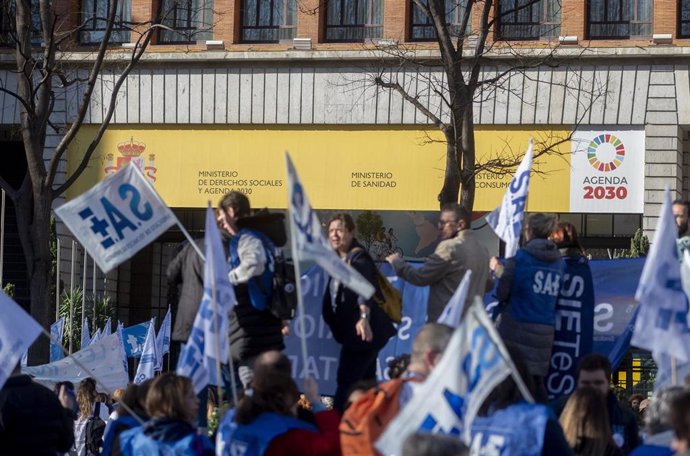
[159, 0, 213, 43]
[80, 0, 131, 44]
[680, 0, 690, 38]
[240, 0, 296, 43]
[0, 1, 42, 47]
[588, 0, 652, 39]
[325, 0, 382, 42]
[497, 0, 560, 40]
[410, 0, 469, 42]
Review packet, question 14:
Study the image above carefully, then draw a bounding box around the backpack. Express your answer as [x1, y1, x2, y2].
[232, 228, 298, 321]
[85, 402, 106, 456]
[349, 248, 403, 323]
[339, 379, 406, 456]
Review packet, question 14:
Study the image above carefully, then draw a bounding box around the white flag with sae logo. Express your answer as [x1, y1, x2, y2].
[55, 165, 175, 273]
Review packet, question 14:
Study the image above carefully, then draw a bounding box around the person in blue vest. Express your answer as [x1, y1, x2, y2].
[219, 191, 285, 389]
[101, 381, 151, 456]
[119, 373, 214, 456]
[216, 360, 341, 456]
[490, 213, 566, 402]
[470, 345, 574, 456]
[629, 386, 684, 456]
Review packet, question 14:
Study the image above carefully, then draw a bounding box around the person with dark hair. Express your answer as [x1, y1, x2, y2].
[74, 377, 111, 456]
[672, 199, 690, 258]
[386, 203, 490, 321]
[216, 364, 340, 456]
[219, 191, 284, 389]
[0, 363, 74, 456]
[560, 387, 623, 456]
[120, 373, 213, 455]
[387, 354, 411, 380]
[670, 389, 690, 455]
[552, 354, 640, 454]
[55, 380, 78, 419]
[490, 212, 566, 401]
[101, 380, 152, 456]
[630, 387, 683, 456]
[323, 212, 396, 412]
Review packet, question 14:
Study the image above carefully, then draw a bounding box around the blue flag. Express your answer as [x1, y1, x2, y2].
[0, 291, 43, 389]
[632, 188, 690, 363]
[134, 318, 159, 384]
[177, 204, 237, 393]
[50, 317, 66, 362]
[81, 319, 91, 350]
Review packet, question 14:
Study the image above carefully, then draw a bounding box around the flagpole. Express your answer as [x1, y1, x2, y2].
[69, 240, 76, 354]
[209, 233, 225, 411]
[82, 249, 87, 331]
[55, 237, 60, 322]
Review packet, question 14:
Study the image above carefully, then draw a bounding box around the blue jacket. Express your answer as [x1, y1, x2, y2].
[119, 418, 214, 456]
[216, 410, 315, 456]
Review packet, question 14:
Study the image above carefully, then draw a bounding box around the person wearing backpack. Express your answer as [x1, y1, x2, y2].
[339, 323, 454, 456]
[323, 213, 397, 412]
[219, 191, 285, 389]
[73, 377, 111, 456]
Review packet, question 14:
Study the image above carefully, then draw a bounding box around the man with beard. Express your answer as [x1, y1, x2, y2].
[672, 199, 690, 258]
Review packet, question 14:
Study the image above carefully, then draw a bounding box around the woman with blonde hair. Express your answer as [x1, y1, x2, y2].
[119, 373, 213, 455]
[74, 377, 111, 456]
[560, 387, 623, 456]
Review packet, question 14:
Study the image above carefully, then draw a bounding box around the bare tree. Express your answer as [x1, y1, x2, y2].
[370, 0, 597, 211]
[0, 0, 167, 361]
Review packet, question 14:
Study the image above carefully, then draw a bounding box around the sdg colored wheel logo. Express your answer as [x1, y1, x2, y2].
[587, 134, 625, 172]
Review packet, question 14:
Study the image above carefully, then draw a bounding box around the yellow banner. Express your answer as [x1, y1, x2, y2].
[66, 126, 571, 212]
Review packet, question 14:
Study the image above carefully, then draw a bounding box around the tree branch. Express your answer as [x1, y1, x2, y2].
[374, 75, 447, 132]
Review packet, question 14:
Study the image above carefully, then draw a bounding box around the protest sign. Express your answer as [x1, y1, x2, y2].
[121, 321, 151, 358]
[23, 333, 129, 392]
[55, 165, 175, 273]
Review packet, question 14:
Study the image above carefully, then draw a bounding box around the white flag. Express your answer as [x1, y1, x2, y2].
[632, 188, 690, 363]
[89, 328, 102, 346]
[102, 317, 112, 337]
[437, 270, 472, 328]
[486, 140, 533, 258]
[116, 321, 128, 372]
[134, 318, 159, 384]
[81, 319, 91, 349]
[55, 165, 176, 273]
[155, 306, 172, 370]
[376, 298, 533, 455]
[177, 205, 237, 393]
[0, 291, 43, 390]
[50, 317, 66, 363]
[24, 334, 129, 392]
[285, 153, 374, 299]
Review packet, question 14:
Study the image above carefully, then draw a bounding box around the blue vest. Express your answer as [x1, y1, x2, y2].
[508, 249, 565, 325]
[217, 410, 316, 456]
[470, 402, 550, 456]
[101, 415, 139, 456]
[229, 229, 275, 311]
[119, 426, 210, 456]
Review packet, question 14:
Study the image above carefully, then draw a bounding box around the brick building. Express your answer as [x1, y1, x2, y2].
[0, 0, 688, 326]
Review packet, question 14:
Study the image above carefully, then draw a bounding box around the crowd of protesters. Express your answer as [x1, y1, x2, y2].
[4, 192, 690, 456]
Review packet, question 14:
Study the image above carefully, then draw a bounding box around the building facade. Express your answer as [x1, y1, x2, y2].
[0, 0, 688, 323]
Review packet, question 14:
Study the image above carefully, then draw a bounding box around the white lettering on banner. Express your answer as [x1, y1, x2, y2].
[396, 317, 412, 341]
[594, 303, 614, 332]
[547, 273, 585, 396]
[292, 315, 334, 340]
[471, 433, 506, 456]
[127, 334, 140, 353]
[288, 355, 338, 381]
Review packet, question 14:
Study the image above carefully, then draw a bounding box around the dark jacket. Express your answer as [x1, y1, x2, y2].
[322, 239, 396, 351]
[167, 238, 205, 342]
[496, 238, 565, 377]
[228, 230, 284, 362]
[0, 374, 74, 456]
